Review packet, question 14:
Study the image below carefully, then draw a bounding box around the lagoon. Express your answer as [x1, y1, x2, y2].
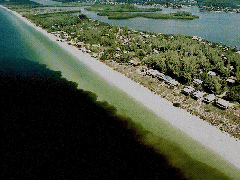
[79, 6, 240, 48]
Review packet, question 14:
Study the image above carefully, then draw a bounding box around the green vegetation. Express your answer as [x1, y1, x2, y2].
[84, 4, 160, 12]
[31, 10, 82, 17]
[21, 7, 239, 103]
[86, 4, 198, 20]
[98, 11, 199, 20]
[11, 4, 239, 103]
[198, 0, 240, 9]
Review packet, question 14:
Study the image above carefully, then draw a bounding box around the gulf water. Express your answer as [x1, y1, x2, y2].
[1, 7, 240, 179]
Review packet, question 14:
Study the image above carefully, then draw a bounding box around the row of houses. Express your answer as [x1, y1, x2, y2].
[131, 64, 180, 87]
[181, 86, 234, 109]
[128, 62, 235, 109]
[51, 29, 237, 110]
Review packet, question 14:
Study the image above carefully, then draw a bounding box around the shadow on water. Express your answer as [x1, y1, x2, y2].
[1, 58, 234, 180]
[1, 58, 186, 180]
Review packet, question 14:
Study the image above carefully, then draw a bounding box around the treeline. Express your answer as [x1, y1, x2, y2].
[23, 9, 240, 103]
[85, 4, 159, 12]
[0, 0, 38, 5]
[197, 0, 240, 8]
[98, 11, 199, 20]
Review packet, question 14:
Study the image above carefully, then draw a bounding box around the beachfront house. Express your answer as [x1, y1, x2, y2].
[99, 51, 105, 57]
[146, 69, 155, 76]
[203, 94, 215, 103]
[193, 79, 203, 85]
[129, 60, 140, 67]
[181, 86, 195, 95]
[168, 79, 179, 87]
[153, 49, 159, 54]
[156, 73, 165, 80]
[191, 91, 204, 100]
[163, 75, 172, 83]
[226, 78, 235, 84]
[92, 53, 98, 58]
[192, 36, 198, 40]
[208, 71, 216, 76]
[76, 42, 84, 48]
[115, 53, 120, 58]
[163, 76, 179, 86]
[216, 99, 233, 109]
[140, 66, 148, 73]
[151, 70, 161, 78]
[146, 69, 161, 78]
[81, 47, 87, 53]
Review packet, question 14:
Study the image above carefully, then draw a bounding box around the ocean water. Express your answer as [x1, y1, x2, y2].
[1, 7, 240, 180]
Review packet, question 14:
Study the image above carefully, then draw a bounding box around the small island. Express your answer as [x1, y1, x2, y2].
[98, 11, 199, 20]
[85, 4, 198, 20]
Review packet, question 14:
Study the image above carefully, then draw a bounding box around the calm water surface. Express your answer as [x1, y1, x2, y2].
[79, 6, 240, 48]
[35, 4, 240, 48]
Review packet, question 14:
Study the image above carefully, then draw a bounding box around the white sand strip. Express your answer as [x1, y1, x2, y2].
[1, 5, 240, 170]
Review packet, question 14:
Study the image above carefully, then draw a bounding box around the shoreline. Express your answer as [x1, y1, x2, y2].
[1, 5, 240, 172]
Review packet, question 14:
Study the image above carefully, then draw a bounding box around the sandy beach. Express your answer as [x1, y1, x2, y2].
[1, 5, 240, 171]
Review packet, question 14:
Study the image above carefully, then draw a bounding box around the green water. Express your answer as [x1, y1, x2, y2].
[1, 7, 240, 179]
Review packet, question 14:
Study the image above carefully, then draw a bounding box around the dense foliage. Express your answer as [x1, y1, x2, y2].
[0, 0, 38, 5]
[85, 4, 159, 12]
[97, 11, 199, 20]
[197, 0, 240, 8]
[24, 10, 240, 102]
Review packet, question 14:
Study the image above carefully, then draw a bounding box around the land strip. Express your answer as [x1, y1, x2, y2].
[4, 4, 240, 140]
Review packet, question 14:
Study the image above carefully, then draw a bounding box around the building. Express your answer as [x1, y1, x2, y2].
[191, 91, 204, 100]
[216, 99, 233, 109]
[76, 42, 84, 48]
[81, 47, 87, 53]
[168, 79, 179, 87]
[146, 69, 155, 76]
[226, 78, 235, 84]
[140, 66, 148, 73]
[151, 70, 161, 78]
[129, 60, 140, 66]
[99, 51, 105, 57]
[193, 79, 203, 85]
[181, 86, 195, 95]
[203, 94, 215, 103]
[115, 53, 120, 58]
[91, 53, 98, 58]
[208, 71, 216, 76]
[156, 73, 165, 80]
[163, 75, 172, 83]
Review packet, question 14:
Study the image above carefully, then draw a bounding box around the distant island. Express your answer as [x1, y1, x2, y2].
[84, 4, 161, 12]
[85, 4, 199, 20]
[53, 0, 240, 13]
[97, 11, 199, 20]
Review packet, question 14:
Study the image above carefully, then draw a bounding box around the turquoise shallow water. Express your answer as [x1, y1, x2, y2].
[1, 7, 240, 179]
